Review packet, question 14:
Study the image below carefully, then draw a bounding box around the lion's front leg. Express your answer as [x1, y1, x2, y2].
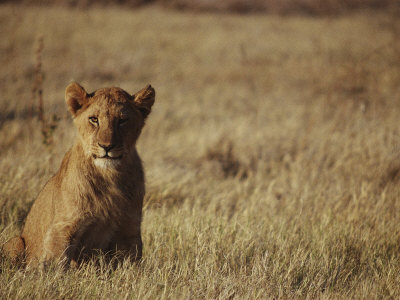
[110, 221, 142, 264]
[106, 235, 142, 268]
[113, 235, 143, 262]
[40, 222, 78, 267]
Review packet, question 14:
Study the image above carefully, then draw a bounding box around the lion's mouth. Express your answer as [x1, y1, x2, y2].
[93, 154, 123, 160]
[92, 153, 123, 169]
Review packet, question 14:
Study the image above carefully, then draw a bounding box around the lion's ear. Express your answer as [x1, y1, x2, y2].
[132, 84, 155, 118]
[65, 82, 88, 117]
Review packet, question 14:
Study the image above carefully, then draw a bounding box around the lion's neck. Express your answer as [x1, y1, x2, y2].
[58, 141, 144, 219]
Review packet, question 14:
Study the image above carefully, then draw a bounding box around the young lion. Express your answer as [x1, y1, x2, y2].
[2, 82, 155, 267]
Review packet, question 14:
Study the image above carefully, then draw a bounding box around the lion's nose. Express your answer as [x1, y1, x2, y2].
[98, 143, 115, 152]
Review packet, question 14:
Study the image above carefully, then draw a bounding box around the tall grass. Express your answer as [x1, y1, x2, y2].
[0, 4, 400, 298]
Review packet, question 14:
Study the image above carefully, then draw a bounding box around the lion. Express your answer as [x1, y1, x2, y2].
[2, 82, 155, 267]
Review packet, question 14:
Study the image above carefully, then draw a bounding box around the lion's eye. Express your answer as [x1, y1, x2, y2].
[119, 119, 128, 126]
[89, 117, 98, 125]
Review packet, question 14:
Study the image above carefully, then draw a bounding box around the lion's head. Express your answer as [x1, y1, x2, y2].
[65, 82, 155, 169]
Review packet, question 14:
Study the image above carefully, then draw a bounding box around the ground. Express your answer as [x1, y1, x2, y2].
[1, 4, 400, 298]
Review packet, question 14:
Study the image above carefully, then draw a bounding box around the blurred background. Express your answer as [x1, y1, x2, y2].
[1, 0, 399, 14]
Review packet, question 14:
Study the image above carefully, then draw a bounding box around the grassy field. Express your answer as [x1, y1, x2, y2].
[1, 4, 400, 298]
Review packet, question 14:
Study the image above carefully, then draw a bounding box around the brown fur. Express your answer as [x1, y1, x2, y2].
[2, 82, 155, 267]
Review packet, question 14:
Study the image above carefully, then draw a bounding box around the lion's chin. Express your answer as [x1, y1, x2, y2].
[93, 157, 122, 169]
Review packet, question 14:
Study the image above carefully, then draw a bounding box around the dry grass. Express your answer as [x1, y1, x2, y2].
[1, 4, 400, 298]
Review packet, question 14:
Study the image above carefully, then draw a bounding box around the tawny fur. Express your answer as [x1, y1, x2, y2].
[2, 82, 155, 267]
